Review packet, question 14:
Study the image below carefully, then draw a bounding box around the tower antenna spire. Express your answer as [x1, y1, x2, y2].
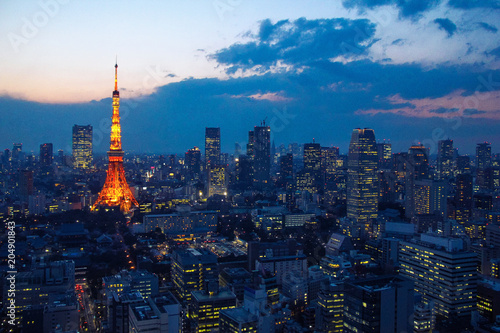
[114, 57, 118, 91]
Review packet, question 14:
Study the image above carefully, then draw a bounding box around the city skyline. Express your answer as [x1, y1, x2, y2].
[0, 1, 499, 154]
[3, 2, 500, 332]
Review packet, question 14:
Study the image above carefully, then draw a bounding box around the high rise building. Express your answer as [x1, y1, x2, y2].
[12, 143, 22, 160]
[279, 153, 293, 180]
[437, 139, 454, 179]
[302, 142, 322, 192]
[18, 170, 34, 201]
[171, 248, 218, 304]
[185, 147, 201, 181]
[190, 287, 237, 333]
[57, 149, 64, 165]
[316, 282, 344, 333]
[72, 124, 93, 169]
[399, 234, 477, 320]
[205, 127, 221, 169]
[235, 155, 253, 189]
[1, 148, 10, 168]
[321, 146, 338, 183]
[455, 173, 473, 223]
[477, 142, 492, 190]
[208, 165, 227, 197]
[343, 275, 414, 333]
[39, 143, 53, 166]
[405, 145, 430, 218]
[477, 142, 492, 169]
[347, 128, 378, 236]
[456, 155, 471, 174]
[92, 63, 138, 212]
[376, 142, 392, 170]
[250, 124, 271, 189]
[412, 179, 448, 217]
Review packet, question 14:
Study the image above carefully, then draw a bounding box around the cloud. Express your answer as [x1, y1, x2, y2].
[489, 46, 500, 58]
[356, 89, 500, 119]
[448, 0, 500, 9]
[430, 107, 459, 113]
[463, 108, 487, 115]
[391, 39, 406, 46]
[231, 91, 293, 102]
[477, 22, 498, 33]
[342, 0, 441, 18]
[210, 17, 376, 73]
[434, 18, 457, 36]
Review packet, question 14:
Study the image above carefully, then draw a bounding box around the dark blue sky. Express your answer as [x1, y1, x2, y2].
[1, 1, 499, 155]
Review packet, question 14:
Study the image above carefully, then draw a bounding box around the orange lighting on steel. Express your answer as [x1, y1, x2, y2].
[92, 62, 138, 213]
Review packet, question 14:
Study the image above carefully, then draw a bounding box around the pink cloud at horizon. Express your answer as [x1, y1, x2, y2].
[231, 91, 293, 102]
[356, 89, 500, 120]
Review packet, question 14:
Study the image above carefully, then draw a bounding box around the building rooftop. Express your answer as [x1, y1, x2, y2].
[151, 292, 180, 314]
[220, 307, 258, 324]
[191, 289, 236, 303]
[130, 304, 157, 322]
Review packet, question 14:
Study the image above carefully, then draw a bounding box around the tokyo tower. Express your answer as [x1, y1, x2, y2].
[92, 63, 138, 212]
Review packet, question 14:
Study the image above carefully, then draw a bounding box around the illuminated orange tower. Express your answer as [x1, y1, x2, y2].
[92, 63, 138, 212]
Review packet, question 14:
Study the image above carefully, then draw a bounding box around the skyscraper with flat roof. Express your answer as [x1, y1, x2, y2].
[347, 128, 378, 236]
[455, 173, 473, 223]
[250, 124, 271, 189]
[399, 235, 477, 320]
[343, 275, 414, 333]
[205, 127, 221, 169]
[171, 248, 218, 304]
[477, 142, 492, 169]
[185, 146, 201, 181]
[40, 143, 53, 166]
[208, 165, 227, 197]
[303, 142, 322, 193]
[72, 124, 93, 169]
[437, 139, 454, 179]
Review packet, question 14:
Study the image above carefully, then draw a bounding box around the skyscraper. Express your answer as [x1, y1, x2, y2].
[185, 147, 201, 181]
[205, 127, 221, 169]
[413, 179, 448, 217]
[18, 170, 34, 201]
[399, 234, 477, 320]
[437, 139, 454, 179]
[40, 143, 53, 166]
[279, 153, 293, 180]
[477, 142, 492, 169]
[303, 142, 322, 190]
[171, 248, 218, 304]
[455, 173, 473, 223]
[92, 63, 138, 212]
[12, 143, 22, 160]
[250, 124, 271, 189]
[376, 142, 392, 170]
[456, 155, 471, 174]
[408, 144, 429, 180]
[477, 142, 492, 190]
[343, 276, 414, 333]
[208, 165, 227, 197]
[405, 144, 430, 218]
[347, 128, 378, 236]
[72, 124, 93, 169]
